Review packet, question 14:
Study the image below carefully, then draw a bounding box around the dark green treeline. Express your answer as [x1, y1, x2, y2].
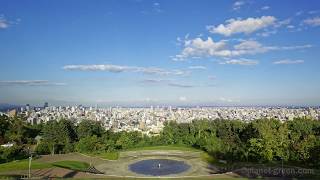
[0, 115, 319, 168]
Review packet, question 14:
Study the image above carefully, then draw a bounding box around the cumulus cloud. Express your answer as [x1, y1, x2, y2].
[207, 16, 276, 36]
[172, 37, 229, 61]
[303, 17, 320, 26]
[173, 37, 312, 61]
[0, 80, 66, 86]
[255, 18, 291, 37]
[273, 60, 304, 64]
[63, 64, 188, 76]
[220, 58, 258, 65]
[232, 1, 245, 11]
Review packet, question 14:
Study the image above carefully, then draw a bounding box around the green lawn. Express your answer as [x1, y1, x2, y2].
[85, 151, 119, 160]
[85, 145, 201, 160]
[96, 151, 119, 160]
[52, 160, 89, 171]
[0, 160, 89, 173]
[0, 159, 52, 172]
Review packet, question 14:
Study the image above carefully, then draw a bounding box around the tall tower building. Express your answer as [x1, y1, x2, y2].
[44, 102, 49, 108]
[26, 104, 30, 111]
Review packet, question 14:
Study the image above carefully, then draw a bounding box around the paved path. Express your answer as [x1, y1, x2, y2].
[95, 150, 218, 177]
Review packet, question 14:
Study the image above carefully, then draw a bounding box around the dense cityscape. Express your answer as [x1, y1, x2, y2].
[2, 103, 320, 135]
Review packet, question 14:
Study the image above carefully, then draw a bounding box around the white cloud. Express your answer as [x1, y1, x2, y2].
[273, 60, 304, 65]
[274, 18, 291, 28]
[234, 40, 263, 50]
[207, 16, 276, 36]
[257, 29, 277, 37]
[173, 37, 312, 60]
[179, 96, 187, 101]
[152, 2, 163, 13]
[279, 44, 312, 50]
[140, 78, 169, 84]
[261, 6, 270, 10]
[0, 16, 20, 29]
[232, 1, 245, 11]
[287, 25, 295, 29]
[256, 18, 290, 37]
[0, 17, 9, 29]
[303, 17, 320, 26]
[168, 83, 194, 88]
[220, 58, 258, 66]
[188, 66, 207, 70]
[63, 64, 188, 76]
[0, 80, 66, 86]
[172, 37, 229, 60]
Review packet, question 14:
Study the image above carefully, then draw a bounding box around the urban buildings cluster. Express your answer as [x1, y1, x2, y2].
[4, 103, 320, 135]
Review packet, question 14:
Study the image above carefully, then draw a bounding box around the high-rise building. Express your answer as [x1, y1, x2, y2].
[44, 102, 49, 108]
[26, 104, 30, 111]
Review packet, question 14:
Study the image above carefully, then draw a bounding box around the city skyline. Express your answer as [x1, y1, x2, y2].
[1, 0, 320, 106]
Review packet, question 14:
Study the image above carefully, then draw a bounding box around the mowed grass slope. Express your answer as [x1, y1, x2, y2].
[0, 159, 89, 172]
[86, 145, 201, 160]
[86, 151, 119, 160]
[0, 159, 52, 172]
[52, 160, 89, 171]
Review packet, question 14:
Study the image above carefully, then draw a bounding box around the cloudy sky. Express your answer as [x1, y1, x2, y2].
[0, 0, 320, 106]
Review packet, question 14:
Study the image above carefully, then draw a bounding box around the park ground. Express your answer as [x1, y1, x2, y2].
[0, 145, 319, 179]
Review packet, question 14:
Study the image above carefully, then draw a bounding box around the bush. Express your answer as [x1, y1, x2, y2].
[0, 145, 27, 163]
[76, 135, 100, 153]
[63, 143, 74, 153]
[35, 142, 51, 155]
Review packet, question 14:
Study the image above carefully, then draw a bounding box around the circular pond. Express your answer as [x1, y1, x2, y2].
[129, 159, 190, 176]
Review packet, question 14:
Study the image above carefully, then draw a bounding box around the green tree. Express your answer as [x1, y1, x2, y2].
[35, 142, 51, 155]
[287, 118, 317, 163]
[77, 120, 104, 139]
[0, 115, 10, 144]
[76, 135, 101, 153]
[42, 119, 77, 154]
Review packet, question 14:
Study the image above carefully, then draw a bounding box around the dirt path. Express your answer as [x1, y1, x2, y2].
[1, 167, 106, 179]
[35, 152, 108, 166]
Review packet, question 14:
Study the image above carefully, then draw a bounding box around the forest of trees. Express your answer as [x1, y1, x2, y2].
[0, 114, 319, 168]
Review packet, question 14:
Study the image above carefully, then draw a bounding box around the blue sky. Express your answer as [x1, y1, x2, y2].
[0, 0, 320, 106]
